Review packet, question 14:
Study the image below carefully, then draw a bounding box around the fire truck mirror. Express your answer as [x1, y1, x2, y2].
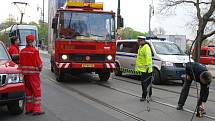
[52, 18, 58, 29]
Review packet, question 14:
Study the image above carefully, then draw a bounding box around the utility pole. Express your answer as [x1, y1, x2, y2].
[148, 0, 154, 37]
[43, 0, 45, 26]
[12, 2, 28, 24]
[37, 0, 45, 50]
[117, 0, 121, 30]
[42, 0, 45, 50]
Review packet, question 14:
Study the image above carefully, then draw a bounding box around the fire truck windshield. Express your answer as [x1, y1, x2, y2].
[59, 11, 115, 41]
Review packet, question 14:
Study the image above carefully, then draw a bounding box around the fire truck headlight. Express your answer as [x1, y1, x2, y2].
[107, 55, 113, 60]
[62, 55, 68, 60]
[7, 74, 23, 83]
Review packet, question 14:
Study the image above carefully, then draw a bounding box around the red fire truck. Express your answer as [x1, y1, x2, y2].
[48, 1, 120, 82]
[199, 46, 215, 65]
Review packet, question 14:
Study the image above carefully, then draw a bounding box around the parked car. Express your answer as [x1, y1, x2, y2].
[199, 46, 215, 65]
[0, 41, 25, 114]
[115, 38, 191, 84]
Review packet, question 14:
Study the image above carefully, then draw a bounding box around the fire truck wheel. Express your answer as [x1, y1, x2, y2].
[114, 63, 122, 76]
[51, 63, 54, 72]
[99, 71, 111, 82]
[7, 99, 24, 115]
[56, 71, 65, 82]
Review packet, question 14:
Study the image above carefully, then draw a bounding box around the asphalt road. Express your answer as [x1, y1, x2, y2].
[0, 52, 215, 121]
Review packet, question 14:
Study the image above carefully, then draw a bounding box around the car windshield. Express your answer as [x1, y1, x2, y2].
[59, 11, 115, 41]
[0, 43, 9, 60]
[153, 42, 185, 55]
[19, 29, 37, 46]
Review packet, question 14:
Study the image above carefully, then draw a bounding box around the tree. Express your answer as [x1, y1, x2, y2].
[0, 17, 18, 44]
[159, 0, 215, 61]
[37, 21, 48, 48]
[153, 27, 166, 36]
[118, 27, 147, 39]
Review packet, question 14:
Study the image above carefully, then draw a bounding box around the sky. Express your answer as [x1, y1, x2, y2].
[0, 0, 195, 39]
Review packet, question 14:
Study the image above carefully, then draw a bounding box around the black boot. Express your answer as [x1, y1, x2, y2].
[140, 97, 146, 102]
[176, 105, 183, 110]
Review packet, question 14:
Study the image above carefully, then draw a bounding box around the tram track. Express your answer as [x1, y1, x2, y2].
[47, 78, 146, 121]
[95, 79, 215, 120]
[112, 76, 215, 103]
[43, 63, 215, 121]
[46, 76, 215, 121]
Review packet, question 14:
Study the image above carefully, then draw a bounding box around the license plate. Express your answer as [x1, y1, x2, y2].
[82, 64, 94, 68]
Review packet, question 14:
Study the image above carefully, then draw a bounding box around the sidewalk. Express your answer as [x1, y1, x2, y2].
[39, 49, 49, 55]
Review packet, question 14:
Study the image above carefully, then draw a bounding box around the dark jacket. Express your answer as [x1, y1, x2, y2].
[186, 62, 207, 83]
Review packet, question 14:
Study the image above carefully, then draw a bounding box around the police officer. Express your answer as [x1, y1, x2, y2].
[177, 62, 212, 114]
[135, 37, 153, 101]
[19, 34, 45, 115]
[8, 36, 19, 61]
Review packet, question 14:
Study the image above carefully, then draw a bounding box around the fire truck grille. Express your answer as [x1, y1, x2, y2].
[70, 54, 108, 61]
[0, 74, 7, 86]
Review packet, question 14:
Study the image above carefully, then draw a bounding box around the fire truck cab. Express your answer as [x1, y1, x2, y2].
[199, 46, 215, 64]
[49, 1, 117, 82]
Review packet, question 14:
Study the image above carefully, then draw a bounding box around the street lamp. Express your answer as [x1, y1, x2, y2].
[12, 2, 28, 24]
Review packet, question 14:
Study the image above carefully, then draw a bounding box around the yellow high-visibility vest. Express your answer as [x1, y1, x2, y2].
[135, 44, 153, 73]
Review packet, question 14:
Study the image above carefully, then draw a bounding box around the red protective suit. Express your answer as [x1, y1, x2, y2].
[19, 45, 43, 113]
[8, 44, 19, 56]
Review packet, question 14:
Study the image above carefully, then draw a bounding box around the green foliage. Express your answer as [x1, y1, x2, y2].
[0, 18, 17, 44]
[1, 18, 17, 29]
[28, 22, 39, 27]
[118, 27, 147, 39]
[38, 22, 48, 46]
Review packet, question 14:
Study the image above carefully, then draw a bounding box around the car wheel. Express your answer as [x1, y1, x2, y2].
[7, 99, 24, 115]
[99, 70, 110, 82]
[114, 63, 122, 76]
[152, 69, 161, 85]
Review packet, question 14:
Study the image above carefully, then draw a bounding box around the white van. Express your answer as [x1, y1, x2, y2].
[115, 38, 191, 84]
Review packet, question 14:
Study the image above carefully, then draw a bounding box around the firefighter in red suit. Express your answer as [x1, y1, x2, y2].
[8, 36, 20, 63]
[19, 34, 45, 115]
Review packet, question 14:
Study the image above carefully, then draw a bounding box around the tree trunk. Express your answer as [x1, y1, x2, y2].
[193, 18, 205, 62]
[193, 37, 201, 62]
